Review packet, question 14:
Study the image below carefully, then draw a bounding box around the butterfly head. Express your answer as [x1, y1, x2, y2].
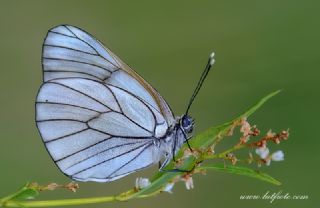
[180, 115, 194, 134]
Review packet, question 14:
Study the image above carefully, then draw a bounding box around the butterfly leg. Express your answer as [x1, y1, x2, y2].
[159, 164, 195, 173]
[179, 126, 193, 152]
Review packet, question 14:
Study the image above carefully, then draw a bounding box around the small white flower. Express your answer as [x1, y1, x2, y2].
[183, 176, 194, 190]
[265, 150, 285, 166]
[271, 150, 284, 161]
[163, 182, 175, 193]
[255, 147, 269, 159]
[135, 177, 150, 190]
[265, 159, 271, 166]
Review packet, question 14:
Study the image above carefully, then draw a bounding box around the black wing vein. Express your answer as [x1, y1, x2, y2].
[44, 44, 98, 56]
[44, 70, 103, 80]
[43, 57, 113, 73]
[49, 30, 76, 38]
[45, 128, 89, 143]
[37, 118, 87, 123]
[63, 25, 119, 69]
[48, 82, 111, 110]
[108, 84, 158, 132]
[70, 142, 150, 175]
[36, 101, 103, 113]
[105, 143, 153, 179]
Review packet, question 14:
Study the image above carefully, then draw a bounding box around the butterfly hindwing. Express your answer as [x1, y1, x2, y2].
[36, 78, 166, 182]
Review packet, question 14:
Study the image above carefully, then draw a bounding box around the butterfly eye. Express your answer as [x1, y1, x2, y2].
[181, 115, 194, 133]
[182, 117, 191, 127]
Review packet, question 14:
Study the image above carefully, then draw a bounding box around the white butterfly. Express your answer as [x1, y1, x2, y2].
[36, 25, 215, 182]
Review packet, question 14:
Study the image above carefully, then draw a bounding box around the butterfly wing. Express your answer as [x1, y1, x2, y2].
[36, 25, 173, 182]
[42, 25, 175, 124]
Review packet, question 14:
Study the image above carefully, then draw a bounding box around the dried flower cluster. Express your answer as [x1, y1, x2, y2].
[233, 118, 289, 167]
[28, 182, 79, 193]
[249, 129, 289, 148]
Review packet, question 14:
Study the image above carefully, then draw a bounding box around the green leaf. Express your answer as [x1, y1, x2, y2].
[191, 90, 281, 149]
[2, 183, 39, 203]
[198, 164, 281, 185]
[11, 188, 39, 201]
[239, 90, 281, 119]
[132, 90, 281, 197]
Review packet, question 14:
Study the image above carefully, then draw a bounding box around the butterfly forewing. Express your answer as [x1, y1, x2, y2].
[37, 25, 174, 182]
[42, 25, 174, 122]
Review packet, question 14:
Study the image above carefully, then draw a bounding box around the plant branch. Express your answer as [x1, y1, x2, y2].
[0, 90, 286, 208]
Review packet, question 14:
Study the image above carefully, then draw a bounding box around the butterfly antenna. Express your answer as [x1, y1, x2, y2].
[185, 52, 215, 115]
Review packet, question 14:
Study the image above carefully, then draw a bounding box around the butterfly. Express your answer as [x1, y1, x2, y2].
[36, 25, 215, 182]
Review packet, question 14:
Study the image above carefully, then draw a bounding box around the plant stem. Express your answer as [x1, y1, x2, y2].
[0, 90, 282, 208]
[0, 187, 164, 207]
[3, 196, 116, 207]
[1, 189, 144, 207]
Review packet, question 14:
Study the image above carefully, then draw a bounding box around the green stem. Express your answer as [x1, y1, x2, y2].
[1, 190, 150, 207]
[0, 187, 165, 208]
[3, 196, 116, 207]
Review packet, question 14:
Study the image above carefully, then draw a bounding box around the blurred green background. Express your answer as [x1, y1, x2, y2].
[0, 0, 318, 207]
